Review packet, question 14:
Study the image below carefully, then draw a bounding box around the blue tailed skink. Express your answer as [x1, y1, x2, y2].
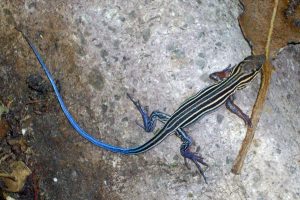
[20, 31, 265, 182]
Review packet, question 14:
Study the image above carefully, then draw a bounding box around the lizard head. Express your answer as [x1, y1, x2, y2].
[230, 54, 265, 90]
[239, 54, 265, 74]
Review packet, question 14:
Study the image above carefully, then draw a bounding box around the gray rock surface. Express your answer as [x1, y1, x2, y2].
[0, 0, 299, 199]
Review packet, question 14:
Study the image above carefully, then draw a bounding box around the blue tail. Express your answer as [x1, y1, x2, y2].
[21, 33, 139, 154]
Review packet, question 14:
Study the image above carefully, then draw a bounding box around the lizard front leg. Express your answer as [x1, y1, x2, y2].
[209, 64, 233, 82]
[225, 95, 252, 127]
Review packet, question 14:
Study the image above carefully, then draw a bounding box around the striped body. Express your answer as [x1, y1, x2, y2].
[128, 56, 264, 154]
[20, 31, 264, 156]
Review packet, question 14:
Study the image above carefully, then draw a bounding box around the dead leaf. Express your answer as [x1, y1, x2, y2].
[7, 138, 28, 152]
[239, 0, 300, 56]
[233, 0, 278, 174]
[232, 0, 300, 174]
[0, 161, 32, 192]
[0, 102, 8, 116]
[0, 120, 9, 140]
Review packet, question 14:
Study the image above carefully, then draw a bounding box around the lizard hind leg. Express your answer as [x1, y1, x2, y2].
[127, 93, 170, 133]
[176, 130, 209, 183]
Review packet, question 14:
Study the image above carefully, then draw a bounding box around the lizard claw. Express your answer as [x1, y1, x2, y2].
[184, 158, 191, 170]
[135, 120, 145, 129]
[181, 149, 209, 183]
[127, 93, 148, 115]
[127, 93, 140, 107]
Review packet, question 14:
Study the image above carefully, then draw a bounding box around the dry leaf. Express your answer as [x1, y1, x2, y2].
[0, 120, 9, 140]
[232, 0, 300, 174]
[239, 0, 300, 56]
[7, 138, 28, 152]
[0, 161, 32, 192]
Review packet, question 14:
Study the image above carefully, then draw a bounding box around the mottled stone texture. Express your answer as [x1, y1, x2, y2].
[0, 0, 299, 199]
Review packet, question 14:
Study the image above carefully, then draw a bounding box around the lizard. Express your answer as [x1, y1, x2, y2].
[20, 31, 265, 183]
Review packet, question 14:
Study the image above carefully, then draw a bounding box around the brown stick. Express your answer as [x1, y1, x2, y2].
[231, 0, 278, 174]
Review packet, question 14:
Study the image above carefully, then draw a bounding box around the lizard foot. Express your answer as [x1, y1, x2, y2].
[127, 93, 155, 132]
[181, 149, 209, 183]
